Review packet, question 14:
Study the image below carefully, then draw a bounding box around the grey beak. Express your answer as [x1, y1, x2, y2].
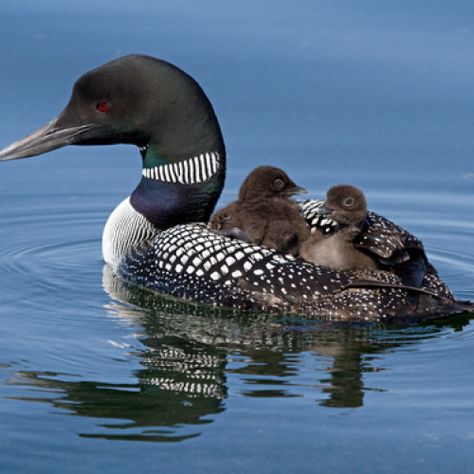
[0, 118, 103, 161]
[286, 185, 308, 196]
[293, 185, 308, 195]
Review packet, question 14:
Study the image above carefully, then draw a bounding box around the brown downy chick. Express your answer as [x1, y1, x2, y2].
[209, 166, 310, 255]
[300, 185, 378, 271]
[208, 202, 248, 242]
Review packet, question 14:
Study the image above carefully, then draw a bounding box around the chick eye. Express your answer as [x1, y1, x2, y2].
[273, 178, 285, 191]
[343, 197, 355, 207]
[96, 102, 110, 113]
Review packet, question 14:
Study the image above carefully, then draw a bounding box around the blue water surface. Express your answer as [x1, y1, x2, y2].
[0, 1, 474, 473]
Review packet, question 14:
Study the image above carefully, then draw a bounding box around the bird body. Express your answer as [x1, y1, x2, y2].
[0, 55, 471, 321]
[301, 230, 379, 271]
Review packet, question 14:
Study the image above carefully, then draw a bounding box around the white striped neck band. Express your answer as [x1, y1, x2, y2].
[142, 152, 221, 185]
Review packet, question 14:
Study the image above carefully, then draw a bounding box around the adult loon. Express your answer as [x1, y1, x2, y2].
[0, 55, 471, 321]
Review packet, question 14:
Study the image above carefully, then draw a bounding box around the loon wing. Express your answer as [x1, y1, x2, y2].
[355, 211, 424, 260]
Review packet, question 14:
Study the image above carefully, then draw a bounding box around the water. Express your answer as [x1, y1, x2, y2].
[1, 1, 474, 472]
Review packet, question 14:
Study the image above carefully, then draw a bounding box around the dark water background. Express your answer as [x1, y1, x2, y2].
[0, 1, 473, 472]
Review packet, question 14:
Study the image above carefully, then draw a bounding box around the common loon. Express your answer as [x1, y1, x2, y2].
[209, 166, 309, 256]
[300, 185, 378, 271]
[0, 54, 472, 321]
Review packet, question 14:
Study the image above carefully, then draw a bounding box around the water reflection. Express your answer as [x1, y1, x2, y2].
[5, 266, 472, 442]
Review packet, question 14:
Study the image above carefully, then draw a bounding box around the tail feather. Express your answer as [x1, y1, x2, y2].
[399, 296, 474, 321]
[347, 280, 474, 320]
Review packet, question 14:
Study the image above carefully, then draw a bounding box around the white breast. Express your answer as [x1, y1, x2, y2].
[102, 197, 159, 271]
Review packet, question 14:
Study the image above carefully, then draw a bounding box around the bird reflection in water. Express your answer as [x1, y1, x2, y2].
[5, 266, 471, 442]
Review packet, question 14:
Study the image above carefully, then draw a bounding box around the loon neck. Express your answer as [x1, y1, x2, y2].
[130, 148, 225, 229]
[130, 80, 227, 228]
[141, 144, 170, 168]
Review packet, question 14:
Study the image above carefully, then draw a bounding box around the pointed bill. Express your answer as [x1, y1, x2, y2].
[0, 119, 103, 161]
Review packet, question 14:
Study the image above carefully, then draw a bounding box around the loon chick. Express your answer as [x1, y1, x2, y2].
[209, 166, 310, 255]
[0, 54, 472, 321]
[209, 202, 250, 242]
[300, 185, 377, 271]
[209, 202, 239, 230]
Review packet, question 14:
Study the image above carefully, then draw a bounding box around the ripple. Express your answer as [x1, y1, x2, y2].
[428, 247, 474, 277]
[0, 202, 106, 305]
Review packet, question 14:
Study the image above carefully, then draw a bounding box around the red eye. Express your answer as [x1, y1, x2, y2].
[96, 102, 110, 113]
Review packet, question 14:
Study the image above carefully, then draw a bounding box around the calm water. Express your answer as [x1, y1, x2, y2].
[1, 1, 474, 473]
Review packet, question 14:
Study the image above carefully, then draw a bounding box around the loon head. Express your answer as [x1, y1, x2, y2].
[237, 165, 307, 201]
[0, 54, 224, 161]
[323, 184, 368, 226]
[0, 55, 226, 225]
